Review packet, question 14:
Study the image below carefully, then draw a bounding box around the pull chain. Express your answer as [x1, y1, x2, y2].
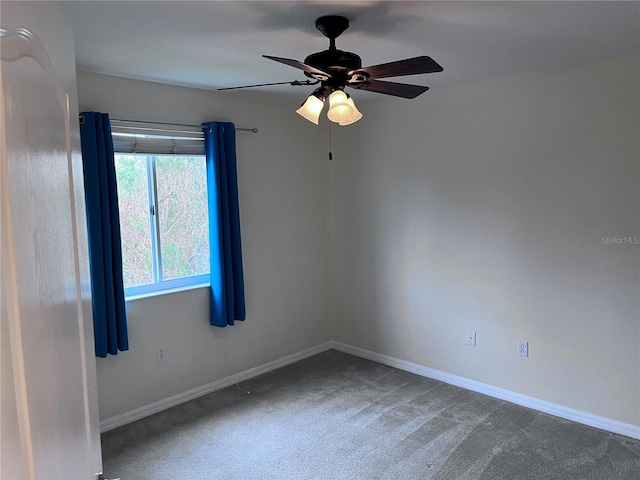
[328, 121, 333, 161]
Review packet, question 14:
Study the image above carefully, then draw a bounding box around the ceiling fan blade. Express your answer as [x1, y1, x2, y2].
[218, 79, 318, 91]
[350, 56, 443, 80]
[263, 55, 330, 80]
[352, 79, 429, 99]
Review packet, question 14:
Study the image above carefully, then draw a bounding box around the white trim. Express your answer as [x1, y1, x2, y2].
[99, 341, 333, 432]
[332, 341, 640, 440]
[125, 279, 209, 302]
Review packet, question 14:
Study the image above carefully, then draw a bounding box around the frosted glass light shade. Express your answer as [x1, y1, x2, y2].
[339, 98, 363, 126]
[327, 90, 354, 124]
[296, 95, 325, 125]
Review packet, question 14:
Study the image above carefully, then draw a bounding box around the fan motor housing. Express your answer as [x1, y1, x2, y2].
[304, 49, 362, 80]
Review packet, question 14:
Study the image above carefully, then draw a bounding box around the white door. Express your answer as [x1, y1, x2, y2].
[1, 2, 103, 479]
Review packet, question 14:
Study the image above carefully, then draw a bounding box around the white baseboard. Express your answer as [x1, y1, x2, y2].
[332, 341, 640, 440]
[101, 339, 639, 440]
[100, 341, 333, 432]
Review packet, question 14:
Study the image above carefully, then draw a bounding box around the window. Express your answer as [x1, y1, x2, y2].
[112, 122, 209, 296]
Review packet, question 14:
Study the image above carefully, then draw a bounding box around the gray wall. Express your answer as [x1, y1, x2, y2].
[77, 72, 333, 419]
[329, 54, 640, 426]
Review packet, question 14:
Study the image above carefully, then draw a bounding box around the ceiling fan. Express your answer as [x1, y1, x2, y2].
[218, 15, 443, 126]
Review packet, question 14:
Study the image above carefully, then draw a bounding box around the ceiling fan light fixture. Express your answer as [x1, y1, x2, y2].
[296, 93, 325, 125]
[225, 15, 443, 116]
[339, 97, 363, 126]
[327, 90, 354, 124]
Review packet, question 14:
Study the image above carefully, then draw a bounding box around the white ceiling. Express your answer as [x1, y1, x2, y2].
[60, 1, 640, 101]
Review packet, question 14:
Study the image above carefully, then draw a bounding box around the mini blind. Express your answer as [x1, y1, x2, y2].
[110, 120, 205, 155]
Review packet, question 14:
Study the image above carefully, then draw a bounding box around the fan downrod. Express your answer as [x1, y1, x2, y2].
[315, 15, 350, 44]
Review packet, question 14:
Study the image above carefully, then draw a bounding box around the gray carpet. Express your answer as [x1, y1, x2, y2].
[101, 350, 640, 479]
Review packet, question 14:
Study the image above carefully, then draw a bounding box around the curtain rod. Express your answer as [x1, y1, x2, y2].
[78, 115, 258, 133]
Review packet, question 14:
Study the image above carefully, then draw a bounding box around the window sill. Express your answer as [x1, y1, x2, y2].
[125, 282, 209, 302]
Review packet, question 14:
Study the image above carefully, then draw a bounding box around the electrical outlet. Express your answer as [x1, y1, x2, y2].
[157, 345, 167, 363]
[518, 340, 528, 357]
[467, 331, 476, 346]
